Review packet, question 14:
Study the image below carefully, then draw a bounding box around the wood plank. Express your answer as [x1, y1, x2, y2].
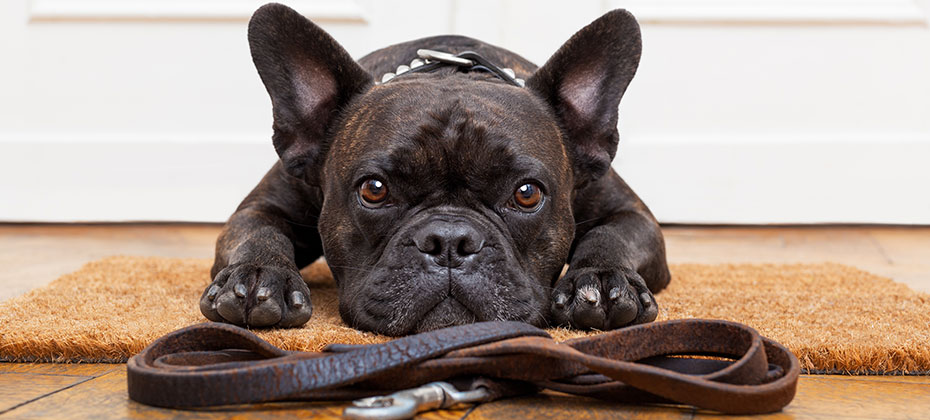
[2, 364, 929, 419]
[465, 390, 694, 420]
[825, 374, 930, 384]
[0, 373, 91, 414]
[664, 226, 889, 266]
[0, 365, 467, 419]
[0, 224, 220, 301]
[867, 227, 930, 293]
[663, 226, 930, 293]
[693, 375, 930, 420]
[0, 363, 118, 377]
[0, 366, 342, 419]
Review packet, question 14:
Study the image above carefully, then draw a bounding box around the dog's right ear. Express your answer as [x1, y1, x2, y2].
[249, 3, 371, 184]
[527, 10, 641, 187]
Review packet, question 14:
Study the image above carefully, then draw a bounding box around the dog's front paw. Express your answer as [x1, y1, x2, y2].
[199, 263, 312, 328]
[550, 266, 657, 330]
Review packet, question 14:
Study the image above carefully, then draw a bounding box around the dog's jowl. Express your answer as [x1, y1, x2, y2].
[199, 3, 671, 335]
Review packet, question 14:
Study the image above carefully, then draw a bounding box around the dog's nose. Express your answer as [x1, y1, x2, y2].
[413, 220, 485, 267]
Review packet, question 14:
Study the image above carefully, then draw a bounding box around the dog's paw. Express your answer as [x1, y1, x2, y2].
[550, 266, 657, 330]
[199, 263, 312, 328]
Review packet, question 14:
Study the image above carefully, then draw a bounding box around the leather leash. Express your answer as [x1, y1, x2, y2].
[127, 319, 799, 417]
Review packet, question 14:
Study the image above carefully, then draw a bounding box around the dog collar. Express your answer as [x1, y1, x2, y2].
[375, 49, 525, 87]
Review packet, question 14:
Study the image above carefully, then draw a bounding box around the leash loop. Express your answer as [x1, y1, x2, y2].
[127, 319, 799, 415]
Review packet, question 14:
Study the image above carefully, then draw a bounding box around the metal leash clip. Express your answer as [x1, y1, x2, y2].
[343, 381, 490, 420]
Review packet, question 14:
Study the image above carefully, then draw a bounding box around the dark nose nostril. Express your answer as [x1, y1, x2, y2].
[414, 231, 442, 255]
[457, 236, 483, 256]
[424, 235, 442, 256]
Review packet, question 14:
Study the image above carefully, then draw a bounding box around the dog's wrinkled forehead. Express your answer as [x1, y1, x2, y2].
[327, 78, 570, 193]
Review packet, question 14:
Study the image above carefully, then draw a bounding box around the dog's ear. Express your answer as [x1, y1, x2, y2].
[527, 10, 641, 186]
[249, 3, 371, 184]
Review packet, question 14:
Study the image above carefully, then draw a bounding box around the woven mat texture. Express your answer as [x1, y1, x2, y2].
[1, 256, 928, 373]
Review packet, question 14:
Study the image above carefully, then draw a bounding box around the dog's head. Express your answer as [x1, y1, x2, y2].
[248, 3, 641, 335]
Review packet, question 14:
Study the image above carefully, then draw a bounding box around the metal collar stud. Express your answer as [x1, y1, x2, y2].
[376, 49, 525, 87]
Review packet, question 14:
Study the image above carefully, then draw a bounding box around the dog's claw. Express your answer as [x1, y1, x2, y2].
[256, 287, 272, 301]
[234, 283, 248, 298]
[206, 285, 220, 301]
[580, 286, 600, 306]
[553, 292, 568, 308]
[291, 291, 305, 309]
[609, 287, 621, 301]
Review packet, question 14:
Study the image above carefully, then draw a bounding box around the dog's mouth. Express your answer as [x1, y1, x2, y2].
[380, 267, 489, 335]
[358, 263, 546, 336]
[414, 296, 477, 333]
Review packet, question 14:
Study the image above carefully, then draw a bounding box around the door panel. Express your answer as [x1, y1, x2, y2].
[1, 0, 928, 223]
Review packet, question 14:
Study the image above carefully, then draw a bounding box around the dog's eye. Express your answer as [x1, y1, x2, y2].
[512, 183, 543, 212]
[359, 178, 388, 208]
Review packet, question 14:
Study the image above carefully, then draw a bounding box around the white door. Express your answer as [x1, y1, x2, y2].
[2, 0, 929, 223]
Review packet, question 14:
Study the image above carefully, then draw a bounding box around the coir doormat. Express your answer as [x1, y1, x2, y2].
[1, 256, 928, 374]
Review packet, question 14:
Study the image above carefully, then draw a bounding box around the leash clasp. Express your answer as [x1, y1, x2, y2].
[343, 381, 489, 420]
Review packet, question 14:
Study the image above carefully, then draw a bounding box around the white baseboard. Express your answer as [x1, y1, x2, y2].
[1, 137, 928, 224]
[0, 141, 278, 223]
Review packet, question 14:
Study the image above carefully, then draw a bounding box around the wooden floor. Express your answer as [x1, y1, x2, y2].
[1, 224, 929, 419]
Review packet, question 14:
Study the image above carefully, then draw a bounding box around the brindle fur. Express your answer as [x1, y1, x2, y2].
[200, 3, 670, 335]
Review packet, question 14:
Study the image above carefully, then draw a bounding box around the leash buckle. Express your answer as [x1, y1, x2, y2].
[343, 381, 489, 420]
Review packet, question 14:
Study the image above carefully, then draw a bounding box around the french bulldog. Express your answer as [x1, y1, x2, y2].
[200, 3, 671, 335]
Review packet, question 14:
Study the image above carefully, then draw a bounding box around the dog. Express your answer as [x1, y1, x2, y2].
[199, 3, 671, 335]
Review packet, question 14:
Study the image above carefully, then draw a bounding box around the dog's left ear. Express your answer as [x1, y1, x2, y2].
[528, 10, 641, 185]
